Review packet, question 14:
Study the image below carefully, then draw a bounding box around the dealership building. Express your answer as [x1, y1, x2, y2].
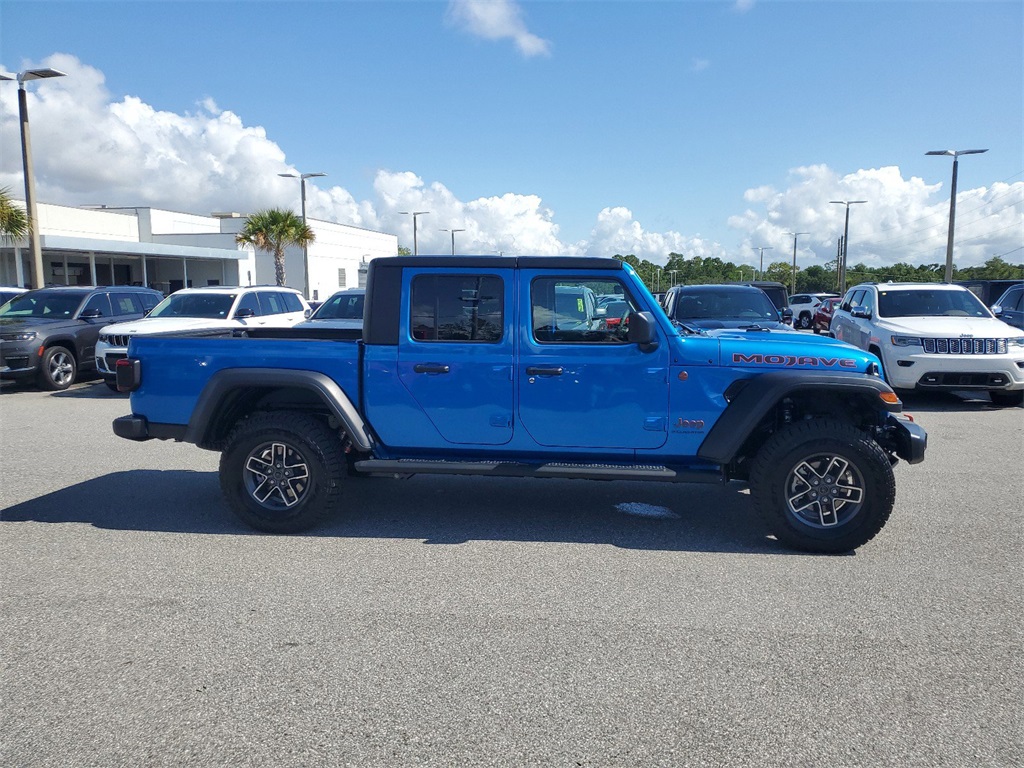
[0, 201, 398, 300]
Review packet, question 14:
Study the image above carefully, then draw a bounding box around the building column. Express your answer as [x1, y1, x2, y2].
[14, 246, 25, 287]
[142, 255, 148, 288]
[89, 252, 97, 285]
[182, 257, 188, 288]
[62, 254, 69, 285]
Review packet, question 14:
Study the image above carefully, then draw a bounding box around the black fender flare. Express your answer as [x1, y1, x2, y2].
[184, 368, 373, 452]
[697, 372, 900, 464]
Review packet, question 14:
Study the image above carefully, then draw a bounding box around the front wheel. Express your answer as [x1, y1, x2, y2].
[37, 346, 76, 391]
[749, 419, 896, 553]
[219, 412, 346, 533]
[989, 389, 1023, 407]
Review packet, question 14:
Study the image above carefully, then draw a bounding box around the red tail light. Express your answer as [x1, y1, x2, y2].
[115, 358, 142, 392]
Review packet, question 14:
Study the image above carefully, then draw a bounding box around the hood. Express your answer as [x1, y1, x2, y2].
[690, 318, 791, 332]
[0, 315, 79, 332]
[99, 317, 239, 335]
[295, 318, 362, 330]
[717, 332, 880, 375]
[876, 315, 1024, 338]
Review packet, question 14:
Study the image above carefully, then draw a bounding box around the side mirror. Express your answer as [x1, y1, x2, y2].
[991, 305, 1003, 317]
[234, 307, 256, 319]
[627, 311, 659, 352]
[304, 308, 312, 319]
[851, 305, 872, 319]
[781, 308, 794, 324]
[79, 308, 103, 319]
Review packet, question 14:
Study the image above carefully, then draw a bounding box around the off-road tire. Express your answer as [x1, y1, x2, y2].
[989, 389, 1024, 407]
[749, 419, 896, 553]
[219, 412, 346, 533]
[37, 346, 76, 391]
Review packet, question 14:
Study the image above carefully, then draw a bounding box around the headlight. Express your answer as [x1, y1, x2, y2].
[1009, 337, 1024, 349]
[0, 331, 36, 342]
[890, 335, 922, 347]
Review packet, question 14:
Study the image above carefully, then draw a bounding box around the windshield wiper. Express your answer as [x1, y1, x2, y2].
[672, 320, 707, 336]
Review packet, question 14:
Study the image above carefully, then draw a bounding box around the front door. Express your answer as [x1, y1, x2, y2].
[397, 270, 514, 445]
[517, 273, 670, 449]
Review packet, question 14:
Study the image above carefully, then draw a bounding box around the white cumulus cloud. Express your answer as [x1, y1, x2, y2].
[2, 54, 1020, 270]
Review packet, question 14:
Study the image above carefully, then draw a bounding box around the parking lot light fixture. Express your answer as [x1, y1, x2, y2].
[279, 171, 326, 299]
[926, 149, 988, 283]
[1, 67, 67, 289]
[398, 211, 430, 255]
[753, 246, 773, 280]
[440, 228, 465, 256]
[829, 201, 867, 294]
[786, 232, 809, 295]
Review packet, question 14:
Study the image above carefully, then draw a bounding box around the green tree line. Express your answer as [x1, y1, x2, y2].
[614, 253, 1023, 294]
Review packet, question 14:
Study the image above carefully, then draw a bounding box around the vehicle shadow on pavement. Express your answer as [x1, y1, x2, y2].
[0, 470, 807, 555]
[898, 391, 1010, 413]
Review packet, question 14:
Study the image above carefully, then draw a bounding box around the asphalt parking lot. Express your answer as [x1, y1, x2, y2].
[1, 378, 1021, 767]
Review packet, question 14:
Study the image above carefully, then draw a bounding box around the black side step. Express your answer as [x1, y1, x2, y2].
[353, 459, 724, 484]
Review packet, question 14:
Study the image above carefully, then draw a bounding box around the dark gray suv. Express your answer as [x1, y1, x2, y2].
[0, 285, 162, 390]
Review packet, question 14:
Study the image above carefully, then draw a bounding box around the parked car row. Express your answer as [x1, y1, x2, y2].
[0, 284, 367, 391]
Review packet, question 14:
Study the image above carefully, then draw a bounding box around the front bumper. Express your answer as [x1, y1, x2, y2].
[886, 414, 927, 465]
[883, 347, 1024, 391]
[0, 342, 39, 378]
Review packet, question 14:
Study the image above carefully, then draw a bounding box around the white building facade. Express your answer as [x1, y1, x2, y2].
[0, 201, 398, 299]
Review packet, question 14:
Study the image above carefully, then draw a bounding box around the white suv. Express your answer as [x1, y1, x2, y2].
[96, 286, 310, 390]
[830, 282, 1024, 406]
[789, 292, 839, 330]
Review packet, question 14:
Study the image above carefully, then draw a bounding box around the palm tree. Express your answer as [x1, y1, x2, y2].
[235, 208, 315, 287]
[0, 187, 30, 246]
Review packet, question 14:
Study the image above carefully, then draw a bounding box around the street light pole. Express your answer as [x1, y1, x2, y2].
[279, 171, 326, 298]
[1, 68, 67, 289]
[440, 228, 465, 256]
[753, 246, 773, 280]
[926, 149, 988, 283]
[399, 211, 430, 255]
[785, 232, 809, 295]
[829, 200, 867, 294]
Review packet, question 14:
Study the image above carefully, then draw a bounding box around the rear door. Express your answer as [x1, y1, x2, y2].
[397, 269, 514, 445]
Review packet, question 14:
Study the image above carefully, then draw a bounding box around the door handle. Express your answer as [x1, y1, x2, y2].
[414, 363, 450, 374]
[526, 366, 564, 376]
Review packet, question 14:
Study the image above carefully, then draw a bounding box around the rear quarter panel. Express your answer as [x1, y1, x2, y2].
[128, 336, 361, 426]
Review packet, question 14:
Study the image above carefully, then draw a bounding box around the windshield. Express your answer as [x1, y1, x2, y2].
[313, 292, 364, 320]
[672, 289, 778, 321]
[0, 292, 87, 318]
[148, 292, 236, 319]
[877, 289, 991, 318]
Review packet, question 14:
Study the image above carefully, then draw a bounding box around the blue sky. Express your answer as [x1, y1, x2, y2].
[1, 0, 1021, 269]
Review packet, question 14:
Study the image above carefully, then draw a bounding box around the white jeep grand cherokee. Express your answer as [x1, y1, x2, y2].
[830, 282, 1024, 406]
[96, 286, 310, 391]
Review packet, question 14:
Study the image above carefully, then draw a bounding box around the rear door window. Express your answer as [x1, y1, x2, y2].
[111, 292, 142, 316]
[410, 274, 504, 342]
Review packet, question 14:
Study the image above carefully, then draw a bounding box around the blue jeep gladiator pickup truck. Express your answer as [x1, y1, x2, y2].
[113, 256, 926, 552]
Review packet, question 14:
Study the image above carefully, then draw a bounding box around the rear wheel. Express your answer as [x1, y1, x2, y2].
[989, 389, 1023, 407]
[749, 419, 895, 553]
[219, 412, 346, 533]
[797, 312, 812, 329]
[37, 346, 76, 391]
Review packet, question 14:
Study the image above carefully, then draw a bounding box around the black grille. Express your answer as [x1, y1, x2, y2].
[100, 334, 132, 347]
